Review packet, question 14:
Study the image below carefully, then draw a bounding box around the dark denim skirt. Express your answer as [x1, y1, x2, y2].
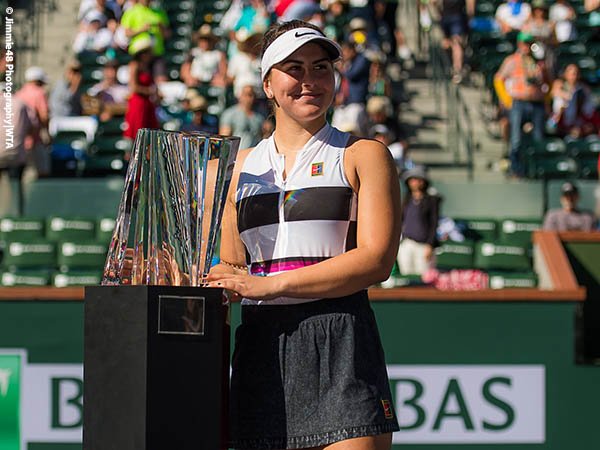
[229, 290, 399, 449]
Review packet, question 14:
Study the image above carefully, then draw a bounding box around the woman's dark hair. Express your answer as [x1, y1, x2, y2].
[260, 20, 325, 58]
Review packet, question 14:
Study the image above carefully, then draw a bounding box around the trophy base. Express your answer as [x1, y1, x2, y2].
[84, 285, 229, 450]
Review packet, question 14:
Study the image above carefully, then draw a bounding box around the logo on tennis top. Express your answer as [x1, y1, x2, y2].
[295, 31, 319, 38]
[311, 162, 324, 176]
[381, 399, 394, 419]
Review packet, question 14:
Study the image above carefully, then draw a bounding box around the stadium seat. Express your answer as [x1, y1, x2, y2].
[52, 270, 103, 287]
[566, 135, 600, 157]
[165, 38, 191, 53]
[1, 240, 56, 269]
[488, 271, 537, 289]
[578, 157, 599, 179]
[49, 116, 98, 143]
[89, 136, 132, 154]
[525, 137, 567, 156]
[474, 241, 531, 271]
[83, 154, 126, 177]
[435, 240, 475, 270]
[96, 119, 127, 137]
[51, 131, 87, 177]
[76, 51, 106, 67]
[57, 240, 107, 271]
[498, 219, 542, 246]
[0, 217, 45, 242]
[526, 154, 578, 179]
[97, 217, 116, 243]
[46, 216, 96, 242]
[1, 269, 53, 286]
[454, 217, 498, 241]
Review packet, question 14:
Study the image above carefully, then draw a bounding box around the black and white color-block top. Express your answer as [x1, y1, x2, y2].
[236, 123, 358, 305]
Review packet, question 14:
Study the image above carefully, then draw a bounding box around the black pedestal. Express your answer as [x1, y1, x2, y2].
[84, 286, 229, 450]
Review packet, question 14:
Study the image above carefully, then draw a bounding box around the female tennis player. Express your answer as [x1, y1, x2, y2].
[206, 20, 402, 450]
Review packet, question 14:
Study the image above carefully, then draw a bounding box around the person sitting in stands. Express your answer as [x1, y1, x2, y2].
[87, 59, 129, 121]
[543, 182, 595, 231]
[219, 84, 265, 150]
[49, 60, 83, 117]
[495, 0, 532, 34]
[549, 0, 577, 43]
[550, 64, 600, 138]
[180, 96, 218, 134]
[180, 25, 228, 88]
[72, 10, 114, 54]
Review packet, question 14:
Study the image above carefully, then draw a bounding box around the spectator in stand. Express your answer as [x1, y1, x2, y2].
[372, 0, 395, 57]
[368, 53, 391, 97]
[587, 0, 600, 41]
[550, 64, 600, 137]
[436, 0, 475, 84]
[123, 37, 160, 140]
[87, 59, 129, 121]
[219, 84, 265, 150]
[323, 0, 350, 42]
[73, 10, 115, 54]
[495, 0, 532, 35]
[234, 0, 271, 36]
[370, 124, 410, 173]
[180, 25, 228, 88]
[522, 0, 555, 47]
[494, 32, 551, 177]
[0, 82, 36, 214]
[543, 182, 595, 231]
[120, 0, 170, 83]
[346, 17, 379, 52]
[280, 0, 324, 25]
[332, 37, 371, 136]
[180, 96, 219, 134]
[549, 0, 577, 43]
[78, 0, 121, 23]
[16, 66, 51, 176]
[397, 166, 441, 276]
[227, 32, 263, 102]
[366, 95, 405, 144]
[49, 60, 83, 118]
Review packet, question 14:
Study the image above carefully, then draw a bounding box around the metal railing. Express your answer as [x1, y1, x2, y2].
[427, 24, 476, 180]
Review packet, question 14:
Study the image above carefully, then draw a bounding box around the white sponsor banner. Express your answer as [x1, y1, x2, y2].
[388, 365, 545, 444]
[4, 349, 546, 446]
[22, 364, 83, 443]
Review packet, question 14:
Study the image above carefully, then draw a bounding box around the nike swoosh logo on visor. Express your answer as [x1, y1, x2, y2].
[295, 31, 319, 38]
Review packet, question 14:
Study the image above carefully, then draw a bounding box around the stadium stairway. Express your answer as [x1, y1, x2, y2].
[401, 63, 506, 183]
[31, 0, 80, 86]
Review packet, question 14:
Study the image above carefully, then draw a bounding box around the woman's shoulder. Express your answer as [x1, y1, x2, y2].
[344, 135, 393, 160]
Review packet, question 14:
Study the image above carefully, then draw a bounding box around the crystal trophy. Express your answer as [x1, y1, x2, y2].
[101, 128, 239, 286]
[84, 128, 239, 450]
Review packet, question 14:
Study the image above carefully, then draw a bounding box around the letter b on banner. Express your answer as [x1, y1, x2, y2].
[52, 377, 83, 428]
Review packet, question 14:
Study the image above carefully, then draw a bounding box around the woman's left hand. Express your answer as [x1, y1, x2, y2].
[204, 272, 284, 301]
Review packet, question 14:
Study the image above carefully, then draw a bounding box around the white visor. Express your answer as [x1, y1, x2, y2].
[260, 27, 342, 80]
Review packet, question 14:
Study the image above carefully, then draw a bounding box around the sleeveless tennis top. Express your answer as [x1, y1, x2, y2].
[236, 123, 357, 305]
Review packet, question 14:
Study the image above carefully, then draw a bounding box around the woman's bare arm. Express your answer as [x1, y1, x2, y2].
[210, 148, 252, 276]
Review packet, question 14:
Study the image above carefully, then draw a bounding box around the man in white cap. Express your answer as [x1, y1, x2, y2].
[542, 182, 595, 231]
[16, 66, 51, 176]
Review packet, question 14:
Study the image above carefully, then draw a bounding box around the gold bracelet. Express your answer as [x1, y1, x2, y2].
[220, 260, 247, 272]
